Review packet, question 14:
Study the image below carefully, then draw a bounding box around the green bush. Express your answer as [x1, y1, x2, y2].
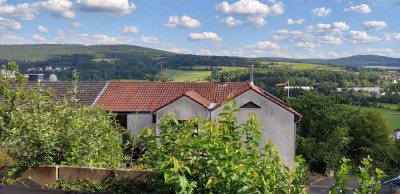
[139, 100, 307, 193]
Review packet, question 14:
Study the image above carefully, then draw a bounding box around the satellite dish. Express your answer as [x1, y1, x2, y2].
[49, 74, 58, 82]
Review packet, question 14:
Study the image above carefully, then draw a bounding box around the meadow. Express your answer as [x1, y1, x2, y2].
[164, 66, 247, 82]
[348, 104, 400, 131]
[268, 62, 341, 71]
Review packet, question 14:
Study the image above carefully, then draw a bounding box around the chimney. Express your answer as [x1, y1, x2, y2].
[219, 73, 226, 86]
[249, 65, 254, 85]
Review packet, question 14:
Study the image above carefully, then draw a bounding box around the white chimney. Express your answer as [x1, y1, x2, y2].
[249, 65, 254, 85]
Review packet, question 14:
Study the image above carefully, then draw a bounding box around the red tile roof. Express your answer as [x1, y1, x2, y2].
[94, 81, 301, 117]
[95, 82, 247, 112]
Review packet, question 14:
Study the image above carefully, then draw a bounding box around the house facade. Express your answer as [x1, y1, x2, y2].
[94, 80, 301, 165]
[30, 80, 301, 165]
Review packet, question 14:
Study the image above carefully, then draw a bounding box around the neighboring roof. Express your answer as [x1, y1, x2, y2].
[95, 81, 301, 118]
[24, 81, 107, 106]
[95, 82, 248, 112]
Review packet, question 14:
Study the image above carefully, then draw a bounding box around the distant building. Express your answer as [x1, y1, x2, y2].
[28, 74, 44, 82]
[284, 86, 313, 90]
[336, 87, 381, 95]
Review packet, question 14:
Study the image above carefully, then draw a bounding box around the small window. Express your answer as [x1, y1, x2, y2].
[240, 101, 261, 108]
[115, 114, 128, 129]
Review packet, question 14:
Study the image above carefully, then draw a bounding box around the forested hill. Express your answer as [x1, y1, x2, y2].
[0, 44, 175, 62]
[260, 55, 400, 67]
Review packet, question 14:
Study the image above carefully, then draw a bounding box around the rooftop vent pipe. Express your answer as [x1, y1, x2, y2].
[249, 65, 254, 85]
[219, 73, 226, 86]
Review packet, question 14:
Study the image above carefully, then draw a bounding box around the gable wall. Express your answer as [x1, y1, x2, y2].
[211, 90, 296, 165]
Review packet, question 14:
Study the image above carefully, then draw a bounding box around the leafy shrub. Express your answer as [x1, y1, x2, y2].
[139, 100, 307, 193]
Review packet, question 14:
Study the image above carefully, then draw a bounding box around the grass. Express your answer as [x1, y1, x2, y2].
[164, 69, 210, 82]
[165, 66, 247, 82]
[348, 105, 400, 131]
[269, 62, 341, 71]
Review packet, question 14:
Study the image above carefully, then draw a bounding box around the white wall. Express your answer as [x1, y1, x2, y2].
[127, 113, 155, 137]
[211, 90, 296, 166]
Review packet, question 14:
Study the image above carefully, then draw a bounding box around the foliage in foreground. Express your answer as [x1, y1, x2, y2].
[0, 61, 124, 168]
[139, 100, 307, 194]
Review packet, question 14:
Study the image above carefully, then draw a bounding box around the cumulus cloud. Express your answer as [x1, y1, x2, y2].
[0, 34, 25, 44]
[122, 25, 138, 34]
[140, 36, 159, 44]
[248, 15, 267, 26]
[244, 41, 280, 50]
[345, 31, 381, 43]
[312, 7, 332, 17]
[37, 25, 48, 33]
[318, 35, 342, 45]
[384, 33, 400, 41]
[358, 48, 396, 56]
[165, 15, 201, 28]
[363, 21, 387, 31]
[217, 16, 243, 26]
[71, 22, 82, 28]
[215, 0, 284, 15]
[0, 1, 38, 20]
[197, 49, 213, 55]
[344, 4, 372, 14]
[296, 42, 318, 51]
[215, 0, 284, 27]
[0, 17, 21, 31]
[287, 18, 305, 25]
[188, 32, 222, 42]
[32, 0, 75, 19]
[32, 33, 46, 42]
[272, 29, 314, 42]
[306, 22, 349, 35]
[76, 0, 135, 15]
[54, 32, 135, 45]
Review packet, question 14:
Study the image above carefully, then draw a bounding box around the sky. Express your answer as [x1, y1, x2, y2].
[0, 0, 400, 59]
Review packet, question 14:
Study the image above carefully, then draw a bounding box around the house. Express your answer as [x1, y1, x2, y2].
[24, 78, 301, 165]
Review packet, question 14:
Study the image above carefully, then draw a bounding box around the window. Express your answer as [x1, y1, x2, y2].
[115, 114, 128, 129]
[240, 101, 261, 108]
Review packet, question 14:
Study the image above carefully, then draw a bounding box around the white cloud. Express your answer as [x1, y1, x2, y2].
[188, 32, 222, 42]
[363, 21, 387, 31]
[37, 25, 48, 33]
[0, 17, 21, 31]
[76, 0, 135, 15]
[306, 22, 349, 35]
[287, 18, 305, 25]
[215, 0, 283, 27]
[384, 33, 400, 41]
[318, 35, 342, 45]
[165, 15, 201, 28]
[215, 0, 284, 15]
[32, 0, 75, 19]
[140, 36, 159, 44]
[359, 48, 396, 56]
[248, 15, 267, 26]
[0, 1, 38, 20]
[244, 41, 280, 50]
[344, 4, 372, 14]
[122, 25, 138, 34]
[168, 47, 191, 54]
[32, 33, 46, 42]
[345, 31, 381, 43]
[217, 16, 243, 26]
[312, 7, 332, 17]
[71, 22, 82, 28]
[296, 42, 318, 50]
[0, 34, 25, 44]
[54, 32, 135, 45]
[272, 30, 314, 42]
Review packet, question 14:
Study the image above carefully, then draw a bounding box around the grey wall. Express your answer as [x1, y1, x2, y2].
[127, 113, 155, 137]
[155, 96, 210, 135]
[211, 90, 296, 166]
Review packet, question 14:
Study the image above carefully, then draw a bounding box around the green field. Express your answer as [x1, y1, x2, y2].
[165, 66, 247, 82]
[268, 62, 341, 71]
[164, 69, 211, 82]
[348, 105, 400, 131]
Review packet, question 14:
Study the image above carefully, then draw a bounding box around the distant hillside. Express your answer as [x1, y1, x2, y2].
[320, 55, 400, 67]
[0, 44, 174, 62]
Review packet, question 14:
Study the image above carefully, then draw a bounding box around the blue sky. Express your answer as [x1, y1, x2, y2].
[0, 0, 400, 58]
